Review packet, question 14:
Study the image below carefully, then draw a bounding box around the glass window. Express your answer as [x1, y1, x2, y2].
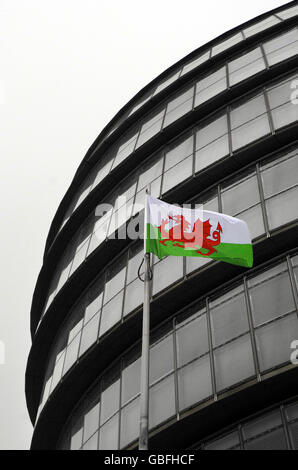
[178, 355, 212, 411]
[277, 5, 298, 20]
[195, 135, 229, 172]
[195, 113, 229, 171]
[87, 209, 112, 256]
[197, 67, 226, 92]
[82, 432, 98, 450]
[243, 16, 280, 38]
[286, 402, 298, 421]
[261, 153, 298, 198]
[163, 87, 194, 127]
[201, 195, 219, 212]
[70, 427, 83, 450]
[104, 263, 126, 304]
[99, 414, 119, 450]
[289, 422, 298, 449]
[205, 432, 240, 450]
[68, 318, 83, 344]
[76, 216, 95, 252]
[264, 28, 298, 66]
[229, 48, 265, 86]
[92, 156, 113, 189]
[222, 174, 260, 215]
[181, 50, 210, 76]
[237, 205, 264, 240]
[50, 350, 66, 392]
[271, 100, 298, 130]
[229, 47, 262, 74]
[120, 397, 140, 448]
[231, 56, 266, 87]
[43, 284, 57, 315]
[136, 108, 165, 148]
[126, 244, 144, 284]
[186, 255, 212, 275]
[72, 173, 94, 213]
[250, 262, 287, 286]
[249, 269, 294, 326]
[162, 156, 193, 194]
[56, 250, 73, 293]
[212, 32, 243, 57]
[266, 186, 298, 229]
[176, 312, 208, 367]
[232, 114, 270, 151]
[69, 241, 89, 276]
[123, 278, 143, 316]
[83, 402, 100, 443]
[137, 155, 163, 192]
[79, 312, 100, 357]
[152, 256, 183, 295]
[107, 199, 134, 238]
[196, 114, 228, 149]
[210, 291, 249, 347]
[149, 374, 175, 429]
[292, 254, 298, 267]
[41, 377, 52, 408]
[192, 190, 218, 211]
[267, 75, 296, 109]
[230, 94, 267, 129]
[112, 130, 139, 169]
[99, 291, 123, 337]
[113, 180, 137, 209]
[100, 379, 120, 425]
[243, 410, 282, 439]
[196, 79, 227, 106]
[126, 245, 143, 284]
[63, 334, 81, 374]
[255, 313, 298, 371]
[195, 67, 227, 107]
[108, 194, 135, 240]
[245, 428, 287, 450]
[121, 357, 141, 405]
[150, 334, 174, 384]
[293, 264, 298, 291]
[214, 334, 255, 391]
[128, 93, 152, 117]
[154, 71, 181, 95]
[165, 134, 193, 171]
[134, 181, 160, 215]
[85, 278, 104, 324]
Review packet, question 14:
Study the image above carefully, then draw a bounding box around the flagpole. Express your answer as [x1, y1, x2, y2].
[139, 186, 151, 450]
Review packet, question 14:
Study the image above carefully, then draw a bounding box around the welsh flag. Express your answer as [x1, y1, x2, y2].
[145, 195, 253, 268]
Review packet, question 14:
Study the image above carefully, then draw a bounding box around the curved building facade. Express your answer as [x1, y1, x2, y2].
[26, 1, 298, 450]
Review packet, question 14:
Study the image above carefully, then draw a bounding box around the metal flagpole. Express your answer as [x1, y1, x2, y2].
[139, 186, 151, 450]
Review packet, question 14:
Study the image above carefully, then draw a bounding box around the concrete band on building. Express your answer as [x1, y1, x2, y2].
[26, 1, 298, 450]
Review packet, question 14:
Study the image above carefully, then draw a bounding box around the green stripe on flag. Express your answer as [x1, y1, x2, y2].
[146, 224, 253, 268]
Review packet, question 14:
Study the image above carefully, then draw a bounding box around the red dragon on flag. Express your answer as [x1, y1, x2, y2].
[157, 214, 223, 256]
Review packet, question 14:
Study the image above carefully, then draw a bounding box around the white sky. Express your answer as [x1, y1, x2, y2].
[0, 0, 288, 450]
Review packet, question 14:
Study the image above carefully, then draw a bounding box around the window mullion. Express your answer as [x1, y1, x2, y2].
[243, 276, 261, 382]
[173, 318, 180, 421]
[206, 298, 217, 401]
[286, 255, 298, 317]
[256, 163, 270, 237]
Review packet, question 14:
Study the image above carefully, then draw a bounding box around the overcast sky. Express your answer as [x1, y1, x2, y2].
[0, 0, 288, 450]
